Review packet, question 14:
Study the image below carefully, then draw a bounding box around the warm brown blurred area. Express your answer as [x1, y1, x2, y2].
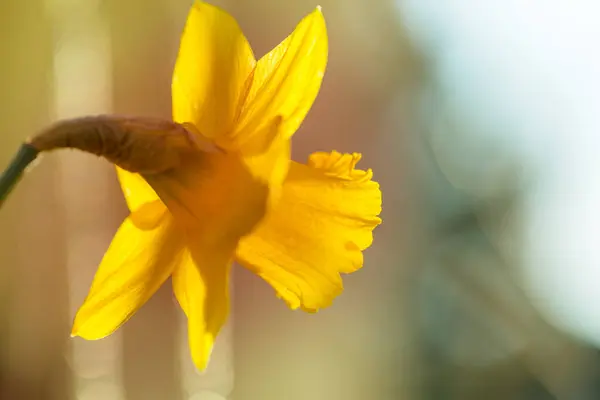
[2, 0, 600, 399]
[0, 0, 421, 398]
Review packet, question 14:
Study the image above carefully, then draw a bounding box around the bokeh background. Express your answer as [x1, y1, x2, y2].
[1, 0, 600, 399]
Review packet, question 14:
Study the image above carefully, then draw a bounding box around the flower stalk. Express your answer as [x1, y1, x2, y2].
[0, 143, 39, 207]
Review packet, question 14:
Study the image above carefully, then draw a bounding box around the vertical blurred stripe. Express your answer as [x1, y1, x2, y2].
[106, 0, 181, 398]
[0, 0, 71, 399]
[44, 0, 127, 399]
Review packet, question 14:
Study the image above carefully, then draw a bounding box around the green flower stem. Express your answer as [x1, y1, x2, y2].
[0, 143, 39, 207]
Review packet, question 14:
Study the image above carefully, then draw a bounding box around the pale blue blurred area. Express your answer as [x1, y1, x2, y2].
[395, 0, 600, 398]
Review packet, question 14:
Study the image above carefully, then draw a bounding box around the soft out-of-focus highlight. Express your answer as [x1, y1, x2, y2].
[398, 0, 600, 398]
[1, 0, 598, 399]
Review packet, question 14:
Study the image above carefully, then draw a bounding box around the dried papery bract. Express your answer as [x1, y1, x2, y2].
[0, 115, 202, 207]
[28, 116, 201, 174]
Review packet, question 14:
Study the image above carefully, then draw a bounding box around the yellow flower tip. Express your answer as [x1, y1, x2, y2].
[300, 292, 338, 313]
[70, 318, 84, 339]
[191, 332, 216, 372]
[192, 0, 228, 18]
[69, 321, 107, 341]
[71, 300, 134, 341]
[192, 0, 210, 9]
[70, 316, 104, 340]
[276, 290, 301, 310]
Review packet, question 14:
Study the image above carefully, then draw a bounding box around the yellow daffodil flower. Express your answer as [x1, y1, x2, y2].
[71, 1, 382, 371]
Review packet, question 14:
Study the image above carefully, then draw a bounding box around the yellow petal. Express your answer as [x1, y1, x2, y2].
[238, 116, 291, 208]
[231, 6, 328, 151]
[172, 229, 233, 371]
[72, 202, 183, 339]
[235, 151, 382, 311]
[144, 150, 264, 371]
[116, 167, 160, 213]
[144, 151, 269, 240]
[172, 1, 256, 139]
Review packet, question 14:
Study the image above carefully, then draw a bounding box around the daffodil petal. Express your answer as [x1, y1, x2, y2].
[235, 151, 382, 311]
[72, 202, 184, 339]
[172, 0, 256, 139]
[238, 117, 291, 208]
[143, 150, 266, 371]
[144, 151, 269, 239]
[172, 229, 233, 371]
[232, 6, 328, 150]
[116, 167, 160, 212]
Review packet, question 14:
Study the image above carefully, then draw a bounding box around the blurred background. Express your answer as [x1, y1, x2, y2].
[1, 0, 599, 399]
